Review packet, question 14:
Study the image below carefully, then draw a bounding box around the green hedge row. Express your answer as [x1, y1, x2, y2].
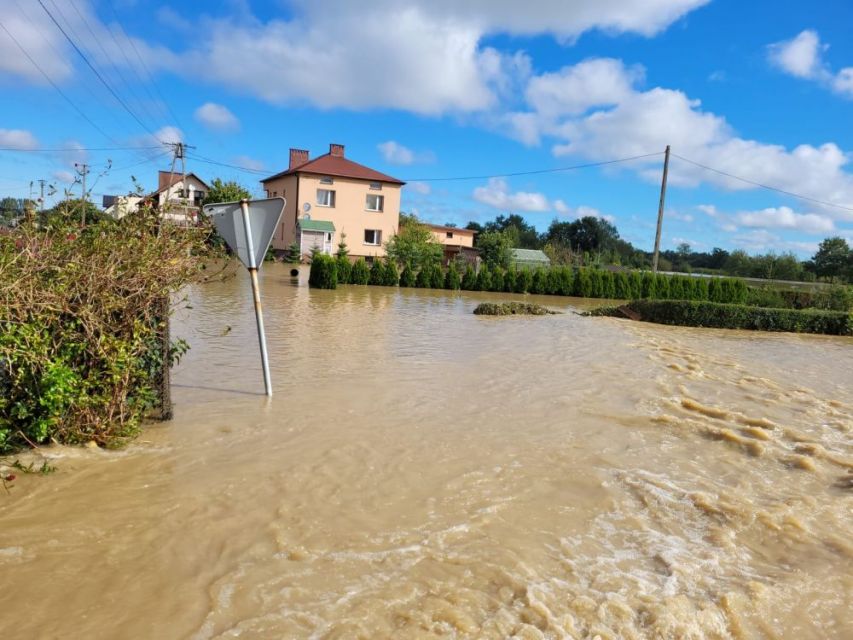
[590, 300, 852, 335]
[745, 285, 853, 312]
[309, 258, 750, 305]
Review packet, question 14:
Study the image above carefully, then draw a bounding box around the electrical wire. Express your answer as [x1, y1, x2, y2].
[671, 152, 853, 213]
[186, 153, 270, 175]
[0, 146, 163, 152]
[0, 20, 120, 145]
[403, 152, 665, 182]
[37, 0, 159, 140]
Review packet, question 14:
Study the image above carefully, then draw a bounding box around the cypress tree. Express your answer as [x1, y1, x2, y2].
[369, 259, 384, 285]
[504, 268, 518, 293]
[383, 259, 399, 286]
[335, 255, 351, 284]
[641, 272, 657, 299]
[515, 268, 533, 293]
[491, 267, 505, 292]
[351, 258, 370, 284]
[461, 265, 477, 290]
[445, 263, 461, 290]
[399, 263, 416, 287]
[656, 273, 671, 299]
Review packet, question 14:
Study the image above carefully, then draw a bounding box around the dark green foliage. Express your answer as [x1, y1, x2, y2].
[473, 302, 558, 316]
[628, 271, 643, 299]
[429, 264, 445, 289]
[308, 254, 338, 289]
[641, 272, 657, 299]
[668, 275, 685, 300]
[415, 266, 431, 288]
[350, 258, 370, 285]
[287, 242, 301, 263]
[530, 268, 548, 294]
[655, 273, 671, 299]
[491, 268, 505, 292]
[335, 255, 352, 284]
[613, 272, 629, 299]
[445, 263, 461, 290]
[504, 268, 518, 293]
[515, 268, 533, 293]
[590, 300, 851, 336]
[573, 268, 592, 297]
[461, 265, 477, 290]
[369, 259, 384, 285]
[813, 285, 853, 311]
[692, 277, 709, 301]
[600, 271, 616, 299]
[475, 265, 492, 291]
[399, 263, 416, 287]
[382, 259, 399, 286]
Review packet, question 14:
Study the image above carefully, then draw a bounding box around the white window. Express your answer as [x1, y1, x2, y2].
[364, 229, 382, 245]
[317, 189, 336, 207]
[369, 182, 382, 190]
[320, 176, 334, 184]
[365, 194, 384, 212]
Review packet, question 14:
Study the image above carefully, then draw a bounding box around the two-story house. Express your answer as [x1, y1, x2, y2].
[260, 144, 404, 260]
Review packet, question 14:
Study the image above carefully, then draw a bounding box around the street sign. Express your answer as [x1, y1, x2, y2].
[204, 197, 285, 269]
[202, 198, 285, 397]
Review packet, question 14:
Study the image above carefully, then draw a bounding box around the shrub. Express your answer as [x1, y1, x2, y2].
[515, 268, 533, 293]
[641, 272, 657, 299]
[669, 275, 685, 300]
[399, 263, 416, 287]
[474, 302, 558, 316]
[530, 268, 548, 294]
[369, 259, 384, 285]
[655, 273, 670, 299]
[813, 285, 853, 311]
[382, 259, 399, 286]
[491, 268, 505, 292]
[475, 265, 492, 292]
[429, 264, 445, 289]
[461, 265, 477, 290]
[746, 287, 787, 308]
[574, 268, 592, 297]
[350, 258, 370, 285]
[445, 263, 461, 290]
[504, 268, 518, 293]
[590, 299, 851, 336]
[335, 255, 352, 284]
[627, 271, 643, 299]
[614, 272, 630, 299]
[309, 253, 338, 289]
[415, 266, 431, 288]
[600, 270, 616, 299]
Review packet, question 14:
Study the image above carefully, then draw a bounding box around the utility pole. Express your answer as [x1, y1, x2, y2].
[38, 179, 46, 212]
[75, 162, 90, 226]
[652, 145, 670, 274]
[165, 141, 196, 226]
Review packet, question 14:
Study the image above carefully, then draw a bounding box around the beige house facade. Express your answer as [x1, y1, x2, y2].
[424, 223, 479, 266]
[261, 144, 404, 260]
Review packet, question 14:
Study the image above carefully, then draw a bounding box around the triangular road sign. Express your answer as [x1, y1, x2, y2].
[203, 197, 285, 269]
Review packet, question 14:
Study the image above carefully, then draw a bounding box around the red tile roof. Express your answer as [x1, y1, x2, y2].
[261, 153, 405, 185]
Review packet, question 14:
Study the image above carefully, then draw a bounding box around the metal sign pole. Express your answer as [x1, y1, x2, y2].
[240, 199, 273, 397]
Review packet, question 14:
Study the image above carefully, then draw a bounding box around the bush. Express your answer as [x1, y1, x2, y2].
[350, 258, 370, 285]
[1, 212, 214, 451]
[530, 268, 548, 294]
[574, 268, 593, 297]
[369, 259, 384, 285]
[309, 253, 338, 289]
[504, 268, 518, 293]
[474, 302, 558, 316]
[590, 299, 852, 335]
[429, 264, 445, 289]
[476, 265, 493, 291]
[335, 255, 352, 284]
[746, 287, 787, 308]
[399, 263, 416, 287]
[491, 268, 505, 292]
[813, 285, 853, 311]
[515, 268, 533, 294]
[415, 266, 430, 288]
[445, 263, 461, 290]
[461, 265, 477, 290]
[382, 259, 399, 286]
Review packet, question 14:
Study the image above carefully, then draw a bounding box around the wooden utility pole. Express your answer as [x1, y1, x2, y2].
[652, 145, 670, 273]
[75, 163, 90, 226]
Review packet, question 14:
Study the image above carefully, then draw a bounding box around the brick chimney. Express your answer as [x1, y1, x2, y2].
[289, 148, 309, 169]
[329, 143, 345, 157]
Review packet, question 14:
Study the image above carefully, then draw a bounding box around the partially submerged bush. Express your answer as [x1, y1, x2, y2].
[473, 302, 559, 316]
[0, 210, 216, 452]
[587, 299, 852, 335]
[308, 253, 337, 289]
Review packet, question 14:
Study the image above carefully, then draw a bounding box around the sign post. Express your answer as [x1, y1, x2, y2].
[203, 197, 285, 397]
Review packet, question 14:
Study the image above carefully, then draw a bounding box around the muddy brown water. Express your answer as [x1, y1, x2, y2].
[1, 263, 851, 639]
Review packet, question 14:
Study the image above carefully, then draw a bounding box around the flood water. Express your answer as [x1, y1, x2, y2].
[1, 263, 851, 639]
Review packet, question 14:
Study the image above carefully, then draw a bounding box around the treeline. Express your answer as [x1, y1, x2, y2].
[309, 253, 751, 305]
[455, 212, 852, 284]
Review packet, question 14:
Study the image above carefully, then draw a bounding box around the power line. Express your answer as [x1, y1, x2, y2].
[106, 0, 185, 131]
[0, 20, 120, 145]
[0, 145, 163, 153]
[37, 0, 159, 140]
[671, 152, 853, 213]
[403, 152, 665, 182]
[186, 153, 269, 175]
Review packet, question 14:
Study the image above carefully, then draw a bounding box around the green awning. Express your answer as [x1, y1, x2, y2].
[298, 219, 335, 232]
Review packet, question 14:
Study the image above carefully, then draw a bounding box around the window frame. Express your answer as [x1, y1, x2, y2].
[363, 229, 382, 246]
[365, 193, 384, 212]
[369, 182, 382, 191]
[316, 188, 336, 207]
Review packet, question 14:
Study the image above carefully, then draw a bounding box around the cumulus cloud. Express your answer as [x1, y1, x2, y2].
[376, 141, 435, 165]
[732, 229, 819, 255]
[768, 30, 853, 98]
[735, 206, 834, 234]
[233, 155, 264, 170]
[52, 170, 75, 184]
[163, 0, 706, 114]
[473, 178, 550, 212]
[407, 181, 432, 195]
[0, 128, 38, 150]
[194, 103, 240, 131]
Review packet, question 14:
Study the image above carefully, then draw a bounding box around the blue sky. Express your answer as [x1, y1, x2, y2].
[1, 0, 852, 256]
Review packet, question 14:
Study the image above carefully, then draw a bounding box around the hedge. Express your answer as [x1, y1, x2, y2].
[310, 259, 755, 306]
[308, 254, 338, 289]
[588, 300, 852, 336]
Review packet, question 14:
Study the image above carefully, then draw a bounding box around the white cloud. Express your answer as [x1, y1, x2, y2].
[164, 0, 706, 114]
[768, 30, 853, 98]
[153, 126, 182, 144]
[735, 206, 834, 234]
[408, 181, 432, 195]
[60, 140, 88, 168]
[194, 103, 240, 131]
[525, 58, 643, 117]
[0, 129, 38, 150]
[731, 229, 819, 255]
[234, 155, 264, 171]
[376, 140, 438, 166]
[473, 177, 550, 212]
[52, 170, 75, 184]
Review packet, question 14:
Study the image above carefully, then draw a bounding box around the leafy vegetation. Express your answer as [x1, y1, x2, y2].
[588, 300, 852, 336]
[0, 207, 217, 452]
[473, 302, 558, 316]
[308, 253, 338, 289]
